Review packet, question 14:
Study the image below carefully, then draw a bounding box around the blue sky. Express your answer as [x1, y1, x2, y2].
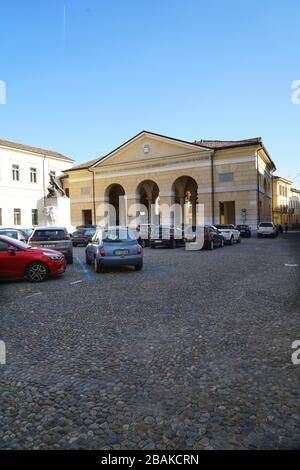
[0, 0, 300, 182]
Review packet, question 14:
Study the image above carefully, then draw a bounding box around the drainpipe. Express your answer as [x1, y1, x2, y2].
[211, 151, 215, 224]
[256, 148, 264, 226]
[271, 173, 274, 223]
[88, 168, 96, 224]
[43, 155, 47, 224]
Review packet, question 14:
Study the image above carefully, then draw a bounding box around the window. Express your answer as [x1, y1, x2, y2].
[0, 208, 2, 225]
[33, 229, 66, 239]
[0, 240, 9, 252]
[12, 164, 20, 181]
[13, 208, 21, 225]
[32, 209, 38, 226]
[30, 167, 37, 183]
[219, 172, 234, 183]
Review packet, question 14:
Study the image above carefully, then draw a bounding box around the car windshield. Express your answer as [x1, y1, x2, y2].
[0, 235, 30, 249]
[33, 229, 66, 239]
[74, 229, 94, 235]
[22, 229, 33, 235]
[215, 225, 233, 229]
[102, 228, 136, 242]
[237, 225, 248, 228]
[0, 230, 18, 239]
[259, 223, 272, 227]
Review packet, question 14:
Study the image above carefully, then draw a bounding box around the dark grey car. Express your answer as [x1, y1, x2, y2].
[28, 226, 73, 264]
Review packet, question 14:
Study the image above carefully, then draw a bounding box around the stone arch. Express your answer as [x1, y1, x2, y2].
[136, 180, 160, 224]
[172, 175, 198, 226]
[105, 183, 126, 226]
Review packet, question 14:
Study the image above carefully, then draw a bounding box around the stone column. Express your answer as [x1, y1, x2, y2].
[126, 193, 140, 229]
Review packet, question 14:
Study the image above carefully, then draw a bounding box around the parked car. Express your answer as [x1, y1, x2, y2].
[257, 222, 278, 238]
[0, 235, 66, 282]
[72, 228, 96, 246]
[76, 224, 96, 230]
[215, 224, 241, 245]
[0, 228, 27, 242]
[275, 224, 283, 234]
[236, 224, 251, 238]
[135, 224, 157, 247]
[184, 225, 225, 250]
[28, 226, 73, 263]
[85, 226, 143, 272]
[150, 225, 185, 249]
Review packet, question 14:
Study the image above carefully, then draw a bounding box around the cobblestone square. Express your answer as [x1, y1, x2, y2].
[0, 233, 300, 449]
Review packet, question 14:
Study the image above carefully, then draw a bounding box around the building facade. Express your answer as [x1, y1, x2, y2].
[272, 176, 300, 225]
[0, 139, 73, 228]
[63, 131, 275, 230]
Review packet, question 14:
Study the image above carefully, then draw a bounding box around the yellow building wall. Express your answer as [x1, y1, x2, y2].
[63, 135, 275, 229]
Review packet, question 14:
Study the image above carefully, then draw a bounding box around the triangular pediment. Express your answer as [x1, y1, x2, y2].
[92, 131, 210, 168]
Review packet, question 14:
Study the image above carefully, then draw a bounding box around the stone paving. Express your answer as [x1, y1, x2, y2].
[0, 233, 300, 449]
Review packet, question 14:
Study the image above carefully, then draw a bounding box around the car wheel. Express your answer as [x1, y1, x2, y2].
[135, 263, 143, 271]
[85, 252, 91, 265]
[209, 240, 214, 250]
[141, 240, 146, 248]
[220, 239, 224, 248]
[25, 262, 49, 282]
[237, 236, 241, 244]
[94, 257, 103, 273]
[230, 236, 234, 245]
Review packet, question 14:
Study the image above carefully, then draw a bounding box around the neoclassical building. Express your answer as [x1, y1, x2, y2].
[62, 131, 276, 229]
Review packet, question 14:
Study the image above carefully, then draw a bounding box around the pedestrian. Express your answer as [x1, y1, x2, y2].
[285, 223, 288, 233]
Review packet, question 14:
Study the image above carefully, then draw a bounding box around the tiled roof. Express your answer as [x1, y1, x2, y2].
[194, 137, 262, 149]
[66, 156, 104, 171]
[0, 138, 73, 162]
[63, 133, 273, 173]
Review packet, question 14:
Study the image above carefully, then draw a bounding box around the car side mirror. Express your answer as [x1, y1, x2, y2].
[7, 246, 16, 255]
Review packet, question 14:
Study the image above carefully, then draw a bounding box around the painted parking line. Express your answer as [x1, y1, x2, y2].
[75, 255, 95, 281]
[70, 280, 83, 285]
[284, 264, 298, 267]
[25, 292, 42, 298]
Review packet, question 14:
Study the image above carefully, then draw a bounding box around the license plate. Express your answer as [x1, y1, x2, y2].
[43, 244, 55, 248]
[114, 250, 129, 255]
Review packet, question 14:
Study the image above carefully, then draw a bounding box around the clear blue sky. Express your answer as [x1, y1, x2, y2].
[1, 0, 300, 183]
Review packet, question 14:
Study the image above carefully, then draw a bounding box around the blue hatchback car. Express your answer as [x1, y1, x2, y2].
[85, 226, 143, 273]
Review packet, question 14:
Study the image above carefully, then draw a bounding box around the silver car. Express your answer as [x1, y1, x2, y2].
[28, 226, 73, 264]
[85, 226, 143, 272]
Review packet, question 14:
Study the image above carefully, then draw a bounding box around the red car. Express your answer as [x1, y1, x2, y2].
[0, 235, 66, 282]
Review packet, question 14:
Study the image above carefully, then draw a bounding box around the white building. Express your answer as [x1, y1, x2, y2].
[0, 139, 74, 228]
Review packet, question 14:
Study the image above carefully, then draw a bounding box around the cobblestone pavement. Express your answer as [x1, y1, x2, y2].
[0, 233, 300, 449]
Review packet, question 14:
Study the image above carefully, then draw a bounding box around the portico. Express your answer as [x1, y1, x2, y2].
[63, 131, 276, 229]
